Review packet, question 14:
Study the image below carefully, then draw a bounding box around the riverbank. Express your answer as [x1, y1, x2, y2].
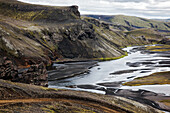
[0, 79, 162, 113]
[48, 60, 98, 81]
[48, 45, 170, 112]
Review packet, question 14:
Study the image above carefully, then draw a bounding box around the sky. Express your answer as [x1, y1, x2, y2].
[18, 0, 170, 19]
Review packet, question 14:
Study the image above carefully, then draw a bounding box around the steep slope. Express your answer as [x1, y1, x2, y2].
[0, 0, 159, 86]
[0, 0, 151, 67]
[83, 17, 149, 48]
[85, 15, 170, 31]
[0, 0, 80, 23]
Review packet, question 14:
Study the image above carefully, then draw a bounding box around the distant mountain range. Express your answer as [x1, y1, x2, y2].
[153, 19, 170, 22]
[84, 15, 170, 32]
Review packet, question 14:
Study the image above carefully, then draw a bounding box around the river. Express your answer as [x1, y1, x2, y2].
[48, 45, 170, 96]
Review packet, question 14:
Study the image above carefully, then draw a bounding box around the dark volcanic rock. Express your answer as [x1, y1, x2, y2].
[110, 69, 138, 75]
[17, 62, 48, 86]
[97, 81, 123, 87]
[159, 61, 170, 64]
[159, 38, 170, 45]
[0, 57, 18, 81]
[106, 88, 170, 112]
[76, 84, 106, 91]
[0, 57, 48, 86]
[48, 61, 97, 81]
[126, 62, 156, 67]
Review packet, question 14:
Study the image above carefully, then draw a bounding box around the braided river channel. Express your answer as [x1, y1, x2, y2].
[48, 45, 170, 111]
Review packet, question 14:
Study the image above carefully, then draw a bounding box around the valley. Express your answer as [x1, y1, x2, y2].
[0, 0, 170, 112]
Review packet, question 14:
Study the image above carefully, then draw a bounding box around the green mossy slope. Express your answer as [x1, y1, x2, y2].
[0, 0, 162, 67]
[85, 15, 170, 31]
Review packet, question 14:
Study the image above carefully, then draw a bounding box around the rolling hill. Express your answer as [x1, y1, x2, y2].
[85, 15, 170, 32]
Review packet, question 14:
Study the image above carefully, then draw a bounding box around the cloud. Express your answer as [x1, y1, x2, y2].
[17, 0, 170, 19]
[112, 0, 148, 3]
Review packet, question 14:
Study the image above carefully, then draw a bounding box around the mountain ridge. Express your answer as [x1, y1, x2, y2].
[0, 0, 80, 23]
[84, 15, 170, 32]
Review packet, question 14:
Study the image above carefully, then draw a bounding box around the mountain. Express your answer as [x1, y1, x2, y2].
[84, 15, 170, 32]
[0, 0, 153, 85]
[0, 0, 167, 112]
[0, 0, 153, 65]
[0, 0, 165, 85]
[153, 19, 170, 22]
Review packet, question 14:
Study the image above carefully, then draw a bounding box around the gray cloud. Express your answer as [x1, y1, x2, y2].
[112, 0, 148, 3]
[155, 0, 168, 2]
[17, 0, 170, 19]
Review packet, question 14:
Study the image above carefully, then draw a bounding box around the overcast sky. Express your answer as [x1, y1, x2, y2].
[18, 0, 170, 19]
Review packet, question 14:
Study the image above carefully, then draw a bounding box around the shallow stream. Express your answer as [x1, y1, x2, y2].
[48, 45, 170, 96]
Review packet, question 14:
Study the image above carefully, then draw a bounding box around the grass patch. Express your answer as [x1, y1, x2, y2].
[40, 87, 59, 91]
[146, 45, 170, 51]
[159, 99, 170, 107]
[123, 71, 170, 86]
[98, 53, 127, 61]
[125, 29, 162, 40]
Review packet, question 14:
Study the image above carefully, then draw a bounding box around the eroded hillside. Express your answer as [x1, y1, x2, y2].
[0, 0, 153, 67]
[0, 0, 166, 86]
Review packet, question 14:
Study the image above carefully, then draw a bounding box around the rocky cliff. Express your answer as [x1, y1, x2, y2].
[0, 57, 48, 86]
[0, 1, 167, 112]
[0, 0, 80, 23]
[0, 0, 161, 85]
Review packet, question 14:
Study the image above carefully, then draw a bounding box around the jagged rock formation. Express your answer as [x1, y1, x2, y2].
[0, 57, 18, 80]
[0, 57, 48, 86]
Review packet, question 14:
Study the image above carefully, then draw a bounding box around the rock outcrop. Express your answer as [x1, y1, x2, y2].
[0, 57, 18, 81]
[0, 57, 48, 86]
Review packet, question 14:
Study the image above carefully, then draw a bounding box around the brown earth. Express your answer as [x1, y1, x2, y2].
[0, 79, 163, 113]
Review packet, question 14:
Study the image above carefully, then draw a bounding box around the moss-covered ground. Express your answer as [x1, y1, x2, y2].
[123, 71, 170, 86]
[146, 45, 170, 51]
